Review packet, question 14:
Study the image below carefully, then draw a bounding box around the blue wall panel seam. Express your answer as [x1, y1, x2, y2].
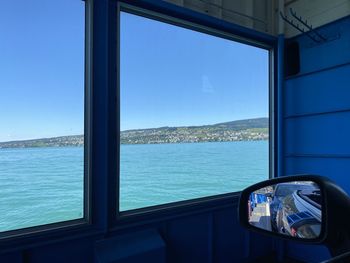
[285, 60, 350, 81]
[284, 108, 350, 119]
[285, 154, 350, 159]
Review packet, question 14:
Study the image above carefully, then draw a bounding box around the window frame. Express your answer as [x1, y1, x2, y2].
[0, 0, 278, 249]
[115, 2, 275, 226]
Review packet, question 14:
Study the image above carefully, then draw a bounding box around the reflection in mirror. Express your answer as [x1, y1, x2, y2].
[248, 181, 322, 239]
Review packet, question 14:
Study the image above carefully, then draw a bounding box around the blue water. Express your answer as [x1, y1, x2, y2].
[0, 147, 84, 232]
[120, 141, 268, 210]
[0, 140, 268, 232]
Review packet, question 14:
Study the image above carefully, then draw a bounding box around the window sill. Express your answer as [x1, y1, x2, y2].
[113, 192, 241, 231]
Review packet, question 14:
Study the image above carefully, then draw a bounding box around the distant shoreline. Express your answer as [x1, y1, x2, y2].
[0, 117, 268, 149]
[0, 139, 269, 150]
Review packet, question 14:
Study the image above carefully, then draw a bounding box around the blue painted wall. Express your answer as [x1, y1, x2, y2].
[283, 16, 350, 263]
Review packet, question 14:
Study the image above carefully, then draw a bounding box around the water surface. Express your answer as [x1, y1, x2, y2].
[0, 140, 268, 231]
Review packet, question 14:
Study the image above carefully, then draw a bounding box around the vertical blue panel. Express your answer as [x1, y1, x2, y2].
[165, 214, 212, 263]
[285, 64, 350, 117]
[213, 208, 246, 262]
[285, 112, 350, 155]
[91, 0, 109, 231]
[248, 232, 274, 260]
[94, 230, 165, 263]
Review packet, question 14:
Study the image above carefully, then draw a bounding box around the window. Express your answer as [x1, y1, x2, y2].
[119, 10, 270, 212]
[0, 0, 86, 233]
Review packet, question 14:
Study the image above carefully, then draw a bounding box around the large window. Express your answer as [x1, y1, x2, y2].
[119, 10, 270, 212]
[0, 0, 86, 233]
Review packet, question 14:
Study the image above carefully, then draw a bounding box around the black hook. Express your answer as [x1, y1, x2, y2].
[289, 8, 327, 42]
[279, 12, 321, 43]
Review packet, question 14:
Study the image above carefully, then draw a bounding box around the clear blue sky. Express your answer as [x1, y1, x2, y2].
[120, 12, 269, 131]
[0, 1, 268, 142]
[0, 0, 84, 142]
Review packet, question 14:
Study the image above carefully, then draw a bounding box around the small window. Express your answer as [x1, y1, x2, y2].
[0, 1, 86, 233]
[119, 10, 270, 212]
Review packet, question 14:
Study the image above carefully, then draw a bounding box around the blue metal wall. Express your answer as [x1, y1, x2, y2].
[283, 15, 350, 263]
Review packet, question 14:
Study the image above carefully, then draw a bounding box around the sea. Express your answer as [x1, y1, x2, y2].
[0, 140, 268, 232]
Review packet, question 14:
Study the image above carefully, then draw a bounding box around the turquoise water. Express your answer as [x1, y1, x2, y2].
[0, 147, 84, 232]
[0, 140, 268, 232]
[120, 140, 268, 210]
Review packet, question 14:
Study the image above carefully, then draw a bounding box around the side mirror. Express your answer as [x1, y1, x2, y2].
[238, 175, 350, 257]
[243, 178, 323, 241]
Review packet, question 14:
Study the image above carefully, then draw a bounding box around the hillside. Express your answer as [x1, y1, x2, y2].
[121, 117, 268, 144]
[0, 135, 84, 149]
[0, 117, 268, 148]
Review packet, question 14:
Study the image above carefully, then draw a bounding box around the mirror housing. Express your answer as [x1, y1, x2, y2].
[239, 174, 350, 253]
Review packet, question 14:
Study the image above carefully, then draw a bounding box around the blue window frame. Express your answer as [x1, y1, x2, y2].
[0, 0, 277, 249]
[115, 3, 275, 221]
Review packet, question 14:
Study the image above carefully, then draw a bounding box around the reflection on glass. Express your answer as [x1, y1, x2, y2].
[248, 181, 322, 239]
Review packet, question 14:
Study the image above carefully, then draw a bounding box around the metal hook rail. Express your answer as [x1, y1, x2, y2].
[280, 8, 328, 43]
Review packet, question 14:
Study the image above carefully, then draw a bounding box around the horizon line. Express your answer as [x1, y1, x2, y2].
[0, 116, 268, 143]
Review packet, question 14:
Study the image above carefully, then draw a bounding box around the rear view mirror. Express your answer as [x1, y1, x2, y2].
[239, 175, 328, 243]
[248, 181, 322, 239]
[239, 175, 350, 261]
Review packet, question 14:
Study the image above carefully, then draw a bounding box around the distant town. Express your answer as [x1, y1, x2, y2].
[0, 117, 268, 148]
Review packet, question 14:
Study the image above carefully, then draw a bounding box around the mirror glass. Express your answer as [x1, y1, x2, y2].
[248, 181, 322, 239]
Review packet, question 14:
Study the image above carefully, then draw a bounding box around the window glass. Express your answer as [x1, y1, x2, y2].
[0, 0, 85, 232]
[120, 11, 269, 211]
